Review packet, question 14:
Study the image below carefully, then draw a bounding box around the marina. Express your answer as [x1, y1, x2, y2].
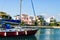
[0, 28, 60, 40]
[0, 0, 60, 40]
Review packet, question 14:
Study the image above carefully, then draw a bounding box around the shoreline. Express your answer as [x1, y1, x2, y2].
[20, 26, 60, 29]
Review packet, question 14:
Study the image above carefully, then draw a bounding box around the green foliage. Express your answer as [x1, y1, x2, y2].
[56, 22, 60, 26]
[35, 20, 38, 26]
[20, 22, 25, 26]
[38, 18, 44, 26]
[49, 22, 57, 26]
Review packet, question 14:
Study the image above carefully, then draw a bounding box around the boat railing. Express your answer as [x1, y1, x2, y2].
[0, 28, 21, 32]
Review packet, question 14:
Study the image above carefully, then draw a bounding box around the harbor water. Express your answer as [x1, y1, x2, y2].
[0, 28, 60, 40]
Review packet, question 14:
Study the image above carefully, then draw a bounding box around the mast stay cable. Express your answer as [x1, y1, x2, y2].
[20, 0, 37, 26]
[31, 0, 37, 25]
[31, 0, 36, 17]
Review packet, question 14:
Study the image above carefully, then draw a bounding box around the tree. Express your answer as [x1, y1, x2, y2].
[34, 19, 38, 26]
[20, 22, 25, 26]
[37, 15, 44, 26]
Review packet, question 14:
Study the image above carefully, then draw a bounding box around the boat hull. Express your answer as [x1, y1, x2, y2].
[0, 32, 5, 36]
[0, 30, 37, 37]
[6, 32, 16, 36]
[26, 30, 37, 35]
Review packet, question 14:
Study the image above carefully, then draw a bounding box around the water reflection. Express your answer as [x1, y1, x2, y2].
[0, 35, 36, 40]
[38, 28, 60, 40]
[39, 29, 51, 40]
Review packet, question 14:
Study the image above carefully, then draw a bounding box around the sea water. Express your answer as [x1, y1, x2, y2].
[0, 28, 60, 40]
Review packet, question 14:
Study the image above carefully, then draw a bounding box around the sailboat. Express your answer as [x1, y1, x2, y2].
[0, 0, 38, 36]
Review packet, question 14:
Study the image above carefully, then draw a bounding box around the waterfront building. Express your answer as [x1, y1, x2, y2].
[15, 14, 34, 25]
[45, 16, 57, 26]
[21, 14, 34, 25]
[46, 16, 56, 23]
[50, 16, 56, 23]
[49, 16, 57, 26]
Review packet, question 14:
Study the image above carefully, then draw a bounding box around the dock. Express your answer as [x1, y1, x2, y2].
[21, 26, 60, 29]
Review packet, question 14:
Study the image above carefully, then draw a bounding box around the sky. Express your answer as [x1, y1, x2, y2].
[0, 0, 60, 21]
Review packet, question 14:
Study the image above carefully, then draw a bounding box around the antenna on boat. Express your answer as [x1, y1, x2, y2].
[20, 0, 22, 27]
[31, 0, 36, 25]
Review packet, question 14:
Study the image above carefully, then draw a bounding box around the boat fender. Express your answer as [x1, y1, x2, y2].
[4, 32, 6, 36]
[25, 30, 27, 35]
[16, 31, 18, 35]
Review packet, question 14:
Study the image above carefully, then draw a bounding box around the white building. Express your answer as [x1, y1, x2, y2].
[45, 16, 56, 23]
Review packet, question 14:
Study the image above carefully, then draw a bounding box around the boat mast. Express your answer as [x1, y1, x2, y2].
[20, 0, 22, 27]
